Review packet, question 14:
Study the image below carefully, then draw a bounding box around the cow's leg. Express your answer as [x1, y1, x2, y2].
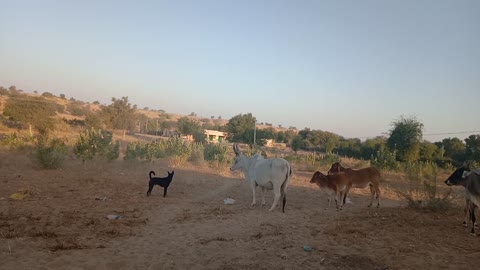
[470, 204, 476, 235]
[250, 182, 257, 207]
[325, 191, 332, 210]
[269, 185, 281, 211]
[336, 191, 344, 211]
[368, 184, 375, 207]
[260, 187, 266, 206]
[375, 184, 381, 207]
[342, 184, 352, 208]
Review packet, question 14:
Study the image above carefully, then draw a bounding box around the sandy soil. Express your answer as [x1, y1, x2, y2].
[1, 150, 479, 270]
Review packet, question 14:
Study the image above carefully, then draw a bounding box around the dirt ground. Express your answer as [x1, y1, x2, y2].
[1, 150, 479, 270]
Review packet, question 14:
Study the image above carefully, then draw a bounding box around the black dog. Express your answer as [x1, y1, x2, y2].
[146, 170, 175, 197]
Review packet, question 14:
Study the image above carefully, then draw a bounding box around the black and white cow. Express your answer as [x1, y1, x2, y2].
[445, 163, 480, 235]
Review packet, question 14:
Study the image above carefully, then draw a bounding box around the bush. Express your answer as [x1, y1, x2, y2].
[396, 161, 453, 212]
[106, 141, 120, 161]
[204, 142, 232, 165]
[189, 143, 205, 164]
[371, 147, 400, 171]
[73, 128, 119, 162]
[0, 133, 26, 149]
[36, 137, 68, 169]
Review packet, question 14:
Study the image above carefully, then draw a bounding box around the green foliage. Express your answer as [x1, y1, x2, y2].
[225, 113, 256, 143]
[0, 133, 26, 149]
[35, 137, 68, 169]
[440, 137, 465, 165]
[0, 86, 8, 96]
[371, 147, 400, 171]
[73, 128, 119, 162]
[397, 161, 452, 212]
[386, 115, 424, 162]
[102, 96, 137, 131]
[106, 141, 120, 161]
[41, 92, 55, 98]
[465, 134, 480, 162]
[203, 142, 232, 164]
[419, 141, 441, 161]
[67, 102, 88, 116]
[85, 112, 103, 129]
[177, 117, 206, 142]
[3, 95, 57, 134]
[124, 138, 193, 162]
[189, 143, 205, 164]
[291, 135, 302, 153]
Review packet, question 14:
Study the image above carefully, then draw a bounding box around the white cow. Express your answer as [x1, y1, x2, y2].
[230, 144, 292, 212]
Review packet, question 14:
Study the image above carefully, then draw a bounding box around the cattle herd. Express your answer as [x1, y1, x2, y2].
[229, 144, 480, 236]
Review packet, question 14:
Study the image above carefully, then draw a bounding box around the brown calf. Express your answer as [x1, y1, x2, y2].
[327, 162, 382, 208]
[310, 171, 350, 210]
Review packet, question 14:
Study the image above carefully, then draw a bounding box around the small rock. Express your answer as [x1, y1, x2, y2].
[303, 245, 314, 252]
[106, 214, 122, 220]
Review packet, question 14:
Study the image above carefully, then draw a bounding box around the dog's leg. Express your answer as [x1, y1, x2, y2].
[163, 187, 168, 197]
[147, 184, 153, 196]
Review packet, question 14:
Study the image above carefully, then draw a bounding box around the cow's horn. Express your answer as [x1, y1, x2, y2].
[233, 143, 242, 156]
[233, 143, 240, 156]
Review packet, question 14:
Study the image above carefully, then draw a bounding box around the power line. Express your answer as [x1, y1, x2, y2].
[423, 130, 480, 136]
[350, 130, 480, 140]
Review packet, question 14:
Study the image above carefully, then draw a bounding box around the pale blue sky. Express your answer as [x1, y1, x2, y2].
[1, 0, 479, 142]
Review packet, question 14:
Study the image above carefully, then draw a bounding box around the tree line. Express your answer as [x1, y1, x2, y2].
[1, 85, 479, 167]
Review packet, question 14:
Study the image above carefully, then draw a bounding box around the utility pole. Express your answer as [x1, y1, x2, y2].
[253, 120, 257, 146]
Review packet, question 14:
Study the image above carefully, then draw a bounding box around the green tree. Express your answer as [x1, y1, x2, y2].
[386, 115, 424, 162]
[419, 141, 441, 161]
[441, 137, 465, 164]
[324, 132, 340, 153]
[177, 117, 206, 142]
[85, 112, 103, 130]
[465, 134, 480, 162]
[291, 135, 303, 153]
[360, 136, 387, 160]
[102, 96, 137, 138]
[225, 113, 256, 143]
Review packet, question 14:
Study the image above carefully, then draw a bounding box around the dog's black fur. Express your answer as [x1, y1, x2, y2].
[146, 170, 175, 197]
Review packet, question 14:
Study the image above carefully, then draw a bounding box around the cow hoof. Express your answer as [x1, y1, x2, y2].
[250, 203, 256, 208]
[463, 222, 468, 227]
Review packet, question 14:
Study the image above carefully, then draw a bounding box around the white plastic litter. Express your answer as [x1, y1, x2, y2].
[106, 214, 123, 220]
[346, 197, 353, 204]
[223, 198, 236, 205]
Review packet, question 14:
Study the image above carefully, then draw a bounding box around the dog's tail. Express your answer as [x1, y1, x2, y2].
[149, 171, 155, 179]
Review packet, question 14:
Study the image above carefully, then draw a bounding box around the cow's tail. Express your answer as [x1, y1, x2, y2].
[281, 163, 292, 213]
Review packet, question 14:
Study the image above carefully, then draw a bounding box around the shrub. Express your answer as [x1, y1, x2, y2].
[73, 128, 119, 162]
[371, 147, 400, 171]
[396, 161, 453, 212]
[36, 137, 68, 169]
[204, 142, 232, 165]
[106, 141, 120, 161]
[0, 133, 25, 149]
[189, 143, 205, 164]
